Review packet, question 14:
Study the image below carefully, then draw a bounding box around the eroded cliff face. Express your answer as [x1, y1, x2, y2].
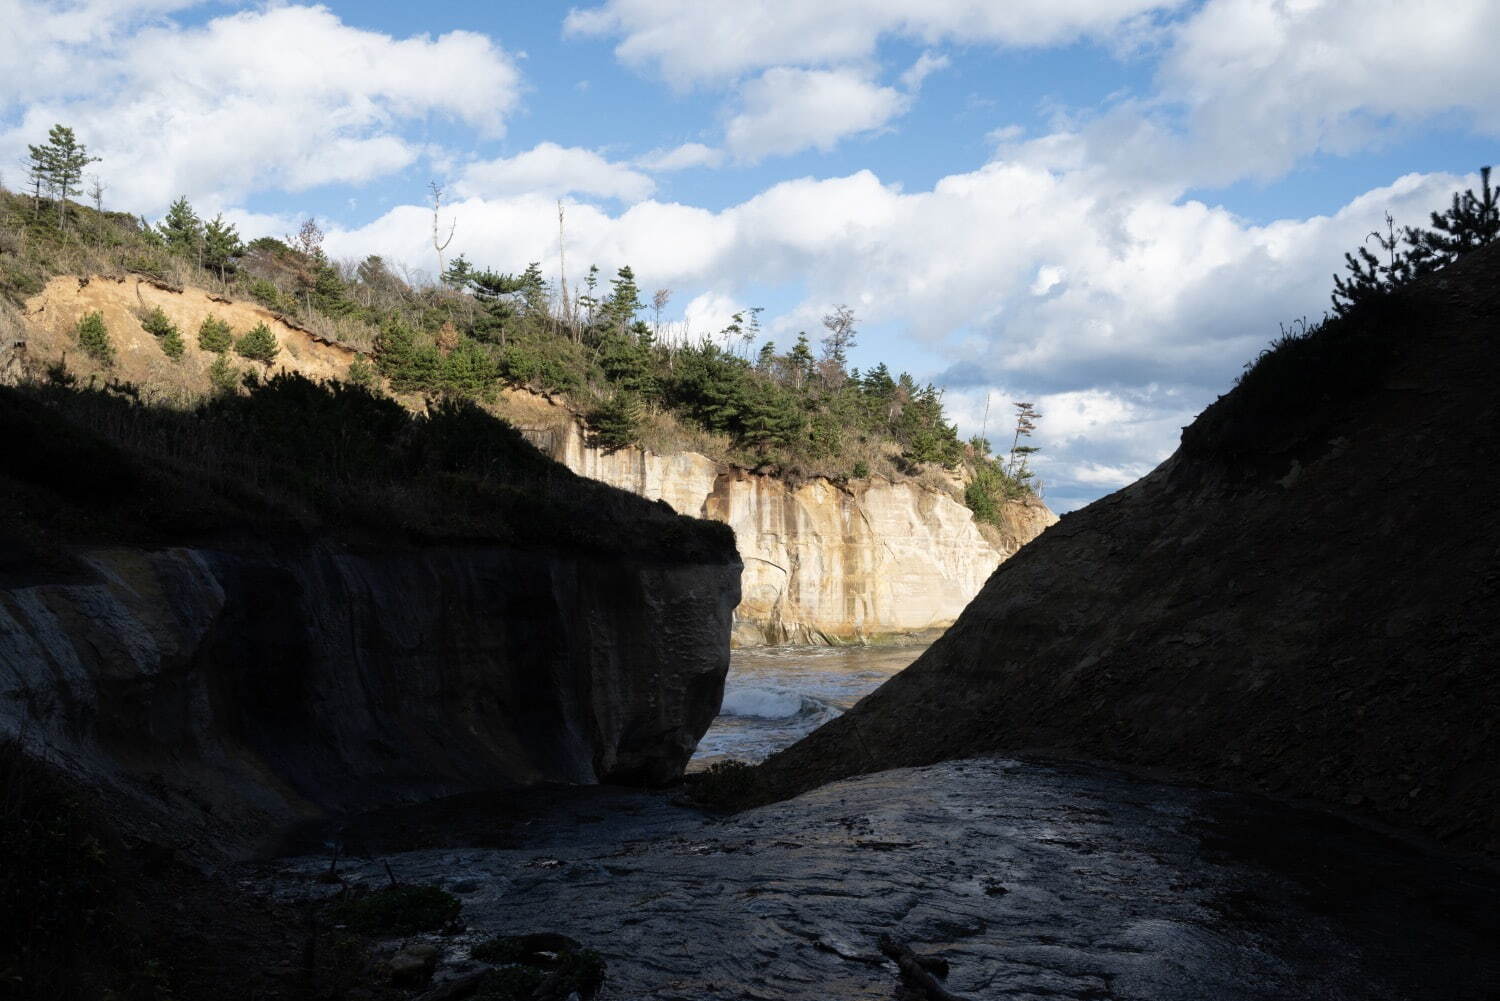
[0, 544, 739, 858]
[536, 420, 1057, 645]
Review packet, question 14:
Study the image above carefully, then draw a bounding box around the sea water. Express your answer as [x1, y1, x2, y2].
[689, 644, 925, 769]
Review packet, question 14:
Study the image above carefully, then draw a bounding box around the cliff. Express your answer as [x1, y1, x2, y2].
[0, 373, 740, 859]
[16, 273, 1056, 646]
[529, 417, 1056, 645]
[0, 545, 737, 859]
[754, 244, 1500, 858]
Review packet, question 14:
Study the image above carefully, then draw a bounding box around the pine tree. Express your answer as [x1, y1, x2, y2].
[604, 265, 643, 333]
[158, 197, 204, 261]
[202, 214, 243, 281]
[1006, 402, 1042, 481]
[198, 315, 235, 353]
[235, 322, 279, 366]
[1413, 165, 1499, 266]
[586, 392, 644, 451]
[29, 125, 98, 228]
[75, 311, 114, 365]
[441, 254, 475, 290]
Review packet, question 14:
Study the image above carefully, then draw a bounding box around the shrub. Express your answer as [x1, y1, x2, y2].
[160, 328, 185, 361]
[585, 392, 643, 451]
[347, 354, 377, 389]
[852, 460, 870, 479]
[139, 306, 175, 339]
[198, 314, 234, 353]
[235, 321, 279, 366]
[207, 353, 238, 395]
[329, 885, 459, 936]
[685, 759, 762, 812]
[75, 311, 114, 365]
[141, 306, 184, 361]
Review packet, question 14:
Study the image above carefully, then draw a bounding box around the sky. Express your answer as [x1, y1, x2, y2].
[3, 1, 1497, 511]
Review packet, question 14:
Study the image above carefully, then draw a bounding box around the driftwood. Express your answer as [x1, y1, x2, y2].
[877, 935, 971, 1001]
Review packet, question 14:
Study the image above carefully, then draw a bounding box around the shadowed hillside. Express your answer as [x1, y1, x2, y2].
[751, 242, 1500, 857]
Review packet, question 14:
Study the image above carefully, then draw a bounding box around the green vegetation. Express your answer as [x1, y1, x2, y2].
[207, 353, 239, 395]
[197, 314, 234, 353]
[329, 884, 459, 935]
[347, 353, 377, 388]
[140, 306, 184, 361]
[2, 122, 1043, 515]
[685, 759, 764, 812]
[234, 321, 278, 366]
[74, 310, 113, 365]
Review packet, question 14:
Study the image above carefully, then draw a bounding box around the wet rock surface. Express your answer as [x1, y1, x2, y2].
[259, 758, 1500, 1000]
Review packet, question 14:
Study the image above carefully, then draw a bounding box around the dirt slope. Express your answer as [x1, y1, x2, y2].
[755, 245, 1500, 858]
[21, 273, 359, 393]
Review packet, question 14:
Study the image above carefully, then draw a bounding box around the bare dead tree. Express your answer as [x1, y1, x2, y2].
[557, 199, 573, 340]
[88, 174, 106, 245]
[429, 181, 455, 281]
[652, 287, 671, 338]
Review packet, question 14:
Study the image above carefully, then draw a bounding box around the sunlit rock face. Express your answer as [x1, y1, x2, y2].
[537, 420, 1057, 645]
[0, 544, 740, 859]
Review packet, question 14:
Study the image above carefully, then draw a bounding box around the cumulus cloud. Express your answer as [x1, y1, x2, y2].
[724, 68, 910, 162]
[0, 2, 522, 215]
[322, 161, 1470, 508]
[997, 0, 1500, 191]
[900, 51, 951, 92]
[457, 143, 656, 203]
[636, 142, 726, 171]
[564, 0, 1183, 86]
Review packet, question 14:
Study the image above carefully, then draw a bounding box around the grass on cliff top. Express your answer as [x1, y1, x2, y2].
[0, 368, 735, 564]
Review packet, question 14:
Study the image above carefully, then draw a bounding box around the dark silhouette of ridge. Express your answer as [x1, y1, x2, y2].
[753, 242, 1500, 858]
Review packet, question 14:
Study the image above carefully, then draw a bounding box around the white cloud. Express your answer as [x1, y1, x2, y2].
[999, 0, 1500, 191]
[681, 291, 746, 342]
[725, 68, 910, 162]
[565, 0, 1184, 86]
[457, 143, 655, 203]
[322, 160, 1472, 509]
[900, 51, 951, 92]
[0, 3, 522, 214]
[636, 142, 726, 171]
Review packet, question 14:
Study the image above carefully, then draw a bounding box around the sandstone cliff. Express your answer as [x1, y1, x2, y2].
[17, 273, 1057, 646]
[535, 418, 1057, 645]
[755, 245, 1500, 858]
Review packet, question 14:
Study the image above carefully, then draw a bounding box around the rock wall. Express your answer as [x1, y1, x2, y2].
[0, 544, 740, 859]
[537, 421, 1057, 645]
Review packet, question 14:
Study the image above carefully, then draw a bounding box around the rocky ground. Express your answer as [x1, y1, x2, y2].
[256, 757, 1500, 1001]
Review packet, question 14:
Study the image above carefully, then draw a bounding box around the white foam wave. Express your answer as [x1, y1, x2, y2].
[720, 686, 811, 719]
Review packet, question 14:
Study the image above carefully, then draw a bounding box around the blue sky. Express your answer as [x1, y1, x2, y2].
[4, 0, 1497, 510]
